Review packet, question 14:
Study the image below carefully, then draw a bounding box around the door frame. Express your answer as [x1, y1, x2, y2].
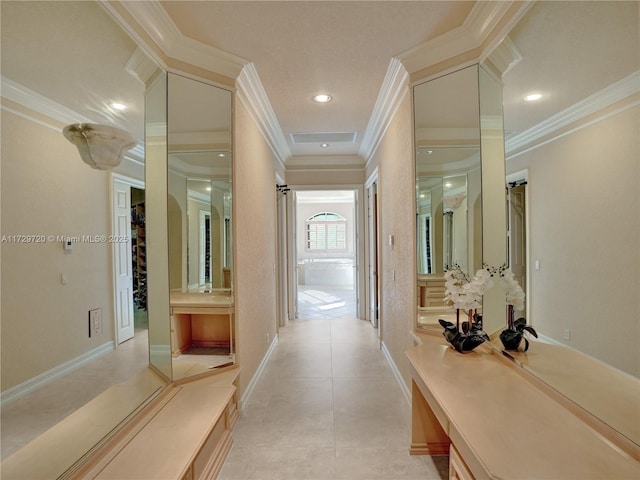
[111, 173, 145, 345]
[506, 169, 530, 320]
[365, 172, 380, 330]
[287, 184, 366, 320]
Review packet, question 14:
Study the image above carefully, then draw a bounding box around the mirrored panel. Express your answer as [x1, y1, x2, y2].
[146, 71, 173, 381]
[414, 65, 483, 331]
[1, 1, 167, 476]
[167, 73, 234, 381]
[486, 0, 639, 449]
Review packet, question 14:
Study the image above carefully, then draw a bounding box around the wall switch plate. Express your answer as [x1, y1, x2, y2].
[563, 329, 571, 341]
[89, 309, 103, 337]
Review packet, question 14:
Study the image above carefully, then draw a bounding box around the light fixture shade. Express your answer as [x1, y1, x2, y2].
[63, 123, 136, 170]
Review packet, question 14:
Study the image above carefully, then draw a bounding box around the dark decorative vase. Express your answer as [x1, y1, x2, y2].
[499, 328, 524, 351]
[439, 310, 489, 353]
[499, 305, 538, 352]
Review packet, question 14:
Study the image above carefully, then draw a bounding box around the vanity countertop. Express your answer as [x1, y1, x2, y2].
[406, 335, 640, 479]
[169, 291, 234, 308]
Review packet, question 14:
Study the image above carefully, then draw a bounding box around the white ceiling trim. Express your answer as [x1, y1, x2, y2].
[168, 154, 225, 178]
[113, 1, 249, 79]
[398, 1, 530, 74]
[361, 58, 410, 165]
[236, 63, 291, 167]
[506, 70, 640, 156]
[1, 76, 93, 126]
[1, 76, 145, 165]
[169, 130, 231, 148]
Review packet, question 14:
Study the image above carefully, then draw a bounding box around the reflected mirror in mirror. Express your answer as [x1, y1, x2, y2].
[485, 0, 639, 450]
[167, 73, 235, 381]
[1, 1, 167, 477]
[414, 65, 483, 331]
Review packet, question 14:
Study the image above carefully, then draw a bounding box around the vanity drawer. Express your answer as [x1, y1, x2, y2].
[449, 444, 474, 480]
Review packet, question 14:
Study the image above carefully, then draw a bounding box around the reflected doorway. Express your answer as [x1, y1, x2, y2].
[295, 190, 357, 319]
[507, 172, 528, 320]
[131, 186, 148, 331]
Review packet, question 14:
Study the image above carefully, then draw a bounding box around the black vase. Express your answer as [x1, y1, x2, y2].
[499, 328, 522, 351]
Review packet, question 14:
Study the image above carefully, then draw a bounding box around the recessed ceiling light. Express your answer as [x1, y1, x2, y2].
[320, 143, 329, 148]
[444, 182, 452, 188]
[110, 102, 127, 111]
[206, 187, 212, 191]
[313, 94, 332, 103]
[217, 153, 225, 157]
[427, 150, 433, 155]
[524, 93, 542, 102]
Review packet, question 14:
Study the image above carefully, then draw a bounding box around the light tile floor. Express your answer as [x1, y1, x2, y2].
[219, 314, 448, 480]
[297, 285, 357, 320]
[1, 329, 150, 460]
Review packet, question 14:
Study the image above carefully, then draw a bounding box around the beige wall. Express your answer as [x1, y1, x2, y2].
[507, 106, 639, 376]
[286, 168, 364, 186]
[370, 90, 416, 388]
[1, 110, 115, 390]
[234, 98, 279, 398]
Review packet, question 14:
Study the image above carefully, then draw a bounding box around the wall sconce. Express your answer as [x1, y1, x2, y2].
[63, 123, 136, 170]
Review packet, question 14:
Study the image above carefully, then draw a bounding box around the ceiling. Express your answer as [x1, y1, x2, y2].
[160, 1, 474, 160]
[1, 1, 637, 165]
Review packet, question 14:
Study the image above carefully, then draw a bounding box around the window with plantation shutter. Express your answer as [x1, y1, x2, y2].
[306, 212, 347, 251]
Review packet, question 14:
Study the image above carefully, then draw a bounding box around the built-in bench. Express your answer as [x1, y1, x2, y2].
[1, 366, 239, 480]
[73, 367, 240, 480]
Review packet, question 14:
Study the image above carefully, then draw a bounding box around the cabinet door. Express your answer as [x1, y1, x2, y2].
[449, 445, 475, 480]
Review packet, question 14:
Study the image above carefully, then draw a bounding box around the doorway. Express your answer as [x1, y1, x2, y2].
[111, 175, 146, 345]
[507, 170, 528, 319]
[294, 190, 358, 319]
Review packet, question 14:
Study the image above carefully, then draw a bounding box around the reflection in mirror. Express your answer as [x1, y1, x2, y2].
[1, 1, 167, 476]
[478, 64, 508, 336]
[146, 71, 173, 381]
[166, 73, 234, 381]
[486, 0, 639, 451]
[414, 65, 483, 331]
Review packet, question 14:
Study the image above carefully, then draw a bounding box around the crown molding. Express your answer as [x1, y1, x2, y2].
[169, 130, 231, 149]
[1, 76, 92, 126]
[398, 1, 531, 75]
[236, 63, 291, 168]
[1, 76, 144, 164]
[506, 70, 640, 156]
[111, 1, 249, 79]
[361, 58, 410, 165]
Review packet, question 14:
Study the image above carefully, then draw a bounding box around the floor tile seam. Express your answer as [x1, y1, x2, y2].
[329, 318, 339, 468]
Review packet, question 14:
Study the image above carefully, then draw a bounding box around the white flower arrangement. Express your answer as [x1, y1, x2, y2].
[500, 268, 525, 311]
[444, 265, 494, 312]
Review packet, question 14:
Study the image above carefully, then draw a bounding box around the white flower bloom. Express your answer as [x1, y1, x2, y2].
[500, 268, 525, 310]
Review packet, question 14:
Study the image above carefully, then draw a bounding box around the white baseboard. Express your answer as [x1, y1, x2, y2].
[1, 341, 114, 406]
[381, 341, 411, 406]
[535, 333, 566, 347]
[238, 334, 279, 411]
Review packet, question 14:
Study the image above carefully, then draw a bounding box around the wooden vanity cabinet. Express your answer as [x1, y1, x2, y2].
[406, 335, 640, 480]
[170, 292, 234, 357]
[417, 274, 446, 308]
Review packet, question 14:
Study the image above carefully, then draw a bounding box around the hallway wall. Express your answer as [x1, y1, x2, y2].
[234, 97, 279, 399]
[506, 106, 640, 376]
[1, 108, 116, 391]
[370, 88, 416, 390]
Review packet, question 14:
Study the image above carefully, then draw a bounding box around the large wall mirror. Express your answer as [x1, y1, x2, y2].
[166, 73, 234, 381]
[414, 64, 506, 337]
[1, 1, 169, 477]
[485, 0, 639, 449]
